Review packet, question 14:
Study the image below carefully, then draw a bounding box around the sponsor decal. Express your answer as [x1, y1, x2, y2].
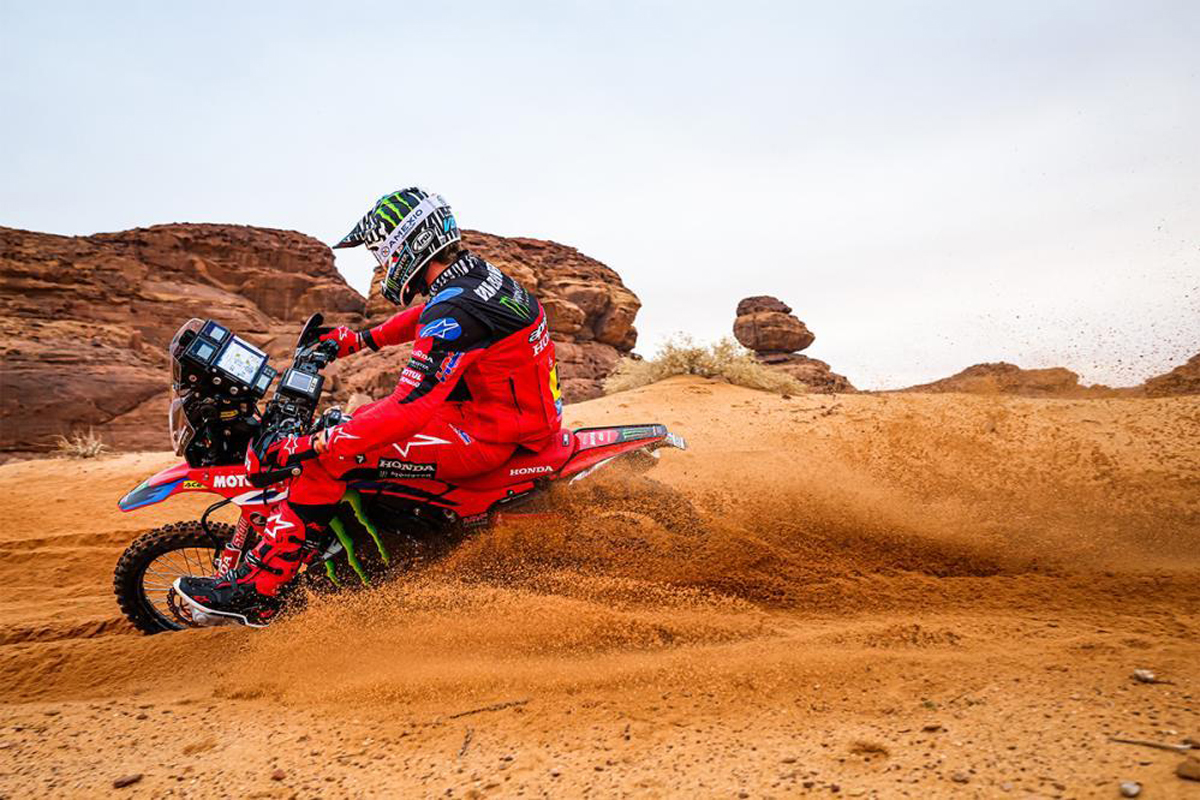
[378, 459, 437, 480]
[375, 194, 449, 264]
[577, 429, 620, 448]
[182, 480, 205, 489]
[263, 509, 296, 539]
[619, 425, 663, 442]
[510, 464, 553, 477]
[436, 352, 462, 382]
[461, 512, 489, 527]
[527, 317, 548, 343]
[473, 263, 503, 301]
[419, 317, 462, 341]
[326, 427, 360, 448]
[411, 347, 431, 363]
[391, 434, 450, 457]
[355, 453, 366, 464]
[499, 294, 530, 318]
[213, 474, 251, 489]
[528, 316, 551, 355]
[428, 287, 463, 306]
[449, 424, 473, 445]
[412, 229, 435, 250]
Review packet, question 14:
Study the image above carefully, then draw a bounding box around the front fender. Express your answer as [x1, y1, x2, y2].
[117, 462, 288, 512]
[118, 463, 195, 511]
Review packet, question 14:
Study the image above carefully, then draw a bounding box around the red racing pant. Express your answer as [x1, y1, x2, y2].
[243, 404, 515, 595]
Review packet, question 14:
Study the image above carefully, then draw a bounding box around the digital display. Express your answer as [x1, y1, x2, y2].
[190, 340, 216, 362]
[204, 321, 229, 342]
[255, 372, 273, 392]
[283, 369, 318, 396]
[215, 338, 266, 385]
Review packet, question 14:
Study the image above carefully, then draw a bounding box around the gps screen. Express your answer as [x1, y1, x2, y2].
[215, 338, 266, 385]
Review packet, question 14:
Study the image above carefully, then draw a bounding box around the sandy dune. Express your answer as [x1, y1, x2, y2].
[1, 376, 1198, 797]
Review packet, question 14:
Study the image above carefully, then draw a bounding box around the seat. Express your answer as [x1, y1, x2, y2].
[455, 429, 578, 490]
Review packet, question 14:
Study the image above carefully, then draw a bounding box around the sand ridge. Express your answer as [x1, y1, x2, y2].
[0, 376, 1197, 797]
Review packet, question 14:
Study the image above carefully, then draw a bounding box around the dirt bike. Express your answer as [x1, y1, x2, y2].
[113, 313, 689, 633]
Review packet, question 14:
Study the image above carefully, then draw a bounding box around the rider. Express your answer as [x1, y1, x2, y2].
[176, 188, 562, 626]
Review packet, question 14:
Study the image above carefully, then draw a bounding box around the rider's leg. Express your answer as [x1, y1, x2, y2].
[236, 458, 345, 593]
[329, 403, 516, 481]
[174, 460, 345, 625]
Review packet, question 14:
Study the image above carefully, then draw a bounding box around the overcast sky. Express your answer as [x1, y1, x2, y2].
[2, 1, 1197, 388]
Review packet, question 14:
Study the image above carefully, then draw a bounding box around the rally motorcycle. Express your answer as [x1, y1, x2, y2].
[113, 314, 689, 633]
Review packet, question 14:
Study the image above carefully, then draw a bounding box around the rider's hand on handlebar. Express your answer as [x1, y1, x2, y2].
[245, 432, 321, 476]
[316, 326, 367, 359]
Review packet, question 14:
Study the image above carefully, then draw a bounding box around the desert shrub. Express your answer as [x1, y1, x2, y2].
[604, 336, 804, 395]
[53, 428, 109, 459]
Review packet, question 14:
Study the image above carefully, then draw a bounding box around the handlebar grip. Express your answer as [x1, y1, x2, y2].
[247, 467, 299, 489]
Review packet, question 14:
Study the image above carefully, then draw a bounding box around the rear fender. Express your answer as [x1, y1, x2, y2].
[117, 463, 288, 512]
[562, 424, 687, 482]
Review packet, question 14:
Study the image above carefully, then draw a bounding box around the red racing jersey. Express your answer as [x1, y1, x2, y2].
[324, 251, 562, 458]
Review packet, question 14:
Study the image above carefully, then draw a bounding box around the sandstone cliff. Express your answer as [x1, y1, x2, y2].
[0, 224, 640, 456]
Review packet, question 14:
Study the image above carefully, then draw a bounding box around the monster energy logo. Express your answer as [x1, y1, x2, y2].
[323, 490, 390, 587]
[499, 295, 530, 318]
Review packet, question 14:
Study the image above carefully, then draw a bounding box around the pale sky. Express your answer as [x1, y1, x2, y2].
[2, 1, 1197, 388]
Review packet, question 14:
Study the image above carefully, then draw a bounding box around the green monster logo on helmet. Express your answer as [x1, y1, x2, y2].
[333, 188, 460, 306]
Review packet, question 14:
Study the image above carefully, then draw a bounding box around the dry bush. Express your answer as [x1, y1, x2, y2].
[604, 336, 804, 396]
[53, 428, 109, 459]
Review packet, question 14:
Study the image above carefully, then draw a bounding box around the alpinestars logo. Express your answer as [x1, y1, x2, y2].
[326, 427, 360, 448]
[391, 435, 450, 457]
[263, 510, 295, 541]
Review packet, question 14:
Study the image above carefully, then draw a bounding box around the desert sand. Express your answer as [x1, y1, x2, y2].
[1, 376, 1198, 798]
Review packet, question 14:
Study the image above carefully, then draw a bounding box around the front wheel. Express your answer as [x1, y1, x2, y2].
[113, 521, 233, 634]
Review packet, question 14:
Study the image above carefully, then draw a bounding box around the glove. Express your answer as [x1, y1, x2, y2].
[316, 326, 373, 359]
[245, 432, 320, 476]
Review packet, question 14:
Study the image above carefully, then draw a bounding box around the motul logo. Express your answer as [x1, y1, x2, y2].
[509, 465, 553, 476]
[213, 474, 250, 489]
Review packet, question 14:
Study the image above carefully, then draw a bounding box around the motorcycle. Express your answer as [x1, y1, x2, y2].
[113, 313, 689, 633]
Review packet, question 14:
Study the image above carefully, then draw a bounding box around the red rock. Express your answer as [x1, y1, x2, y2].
[733, 311, 815, 353]
[732, 295, 853, 393]
[1142, 353, 1200, 397]
[736, 295, 792, 316]
[1, 222, 640, 456]
[758, 353, 854, 393]
[901, 362, 1117, 398]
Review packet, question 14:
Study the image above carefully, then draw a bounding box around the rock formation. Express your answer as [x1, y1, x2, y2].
[900, 363, 1117, 397]
[732, 296, 853, 392]
[0, 223, 639, 457]
[368, 230, 641, 400]
[1141, 352, 1200, 397]
[0, 223, 366, 456]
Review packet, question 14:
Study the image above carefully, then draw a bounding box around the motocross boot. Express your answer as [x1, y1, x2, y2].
[174, 504, 333, 627]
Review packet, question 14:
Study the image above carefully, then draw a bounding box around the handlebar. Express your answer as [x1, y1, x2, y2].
[247, 466, 300, 489]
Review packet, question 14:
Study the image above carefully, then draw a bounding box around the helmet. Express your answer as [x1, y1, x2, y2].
[333, 188, 460, 305]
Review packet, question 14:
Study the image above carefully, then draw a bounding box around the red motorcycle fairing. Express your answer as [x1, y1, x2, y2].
[343, 425, 682, 518]
[117, 463, 287, 512]
[118, 424, 685, 518]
